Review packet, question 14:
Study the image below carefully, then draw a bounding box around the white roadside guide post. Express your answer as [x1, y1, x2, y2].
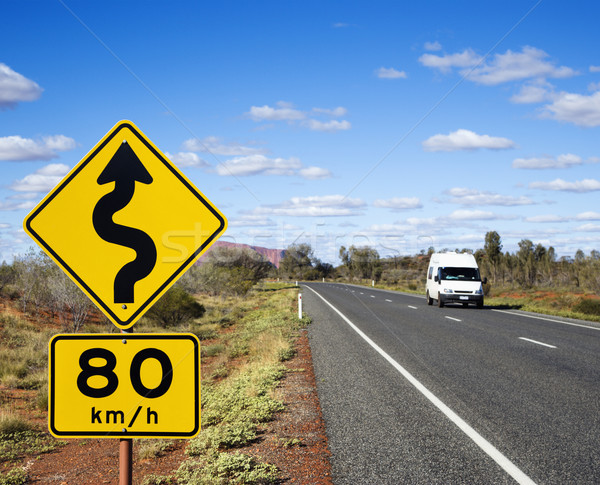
[23, 121, 227, 485]
[298, 293, 303, 320]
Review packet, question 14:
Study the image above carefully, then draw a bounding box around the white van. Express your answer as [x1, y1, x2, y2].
[426, 252, 486, 308]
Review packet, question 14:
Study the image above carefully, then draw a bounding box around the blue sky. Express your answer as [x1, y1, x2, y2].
[2, 0, 600, 264]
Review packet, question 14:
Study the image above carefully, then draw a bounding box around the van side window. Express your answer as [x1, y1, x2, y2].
[428, 267, 433, 280]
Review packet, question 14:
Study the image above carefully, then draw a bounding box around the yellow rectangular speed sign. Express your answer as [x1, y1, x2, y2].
[49, 333, 200, 438]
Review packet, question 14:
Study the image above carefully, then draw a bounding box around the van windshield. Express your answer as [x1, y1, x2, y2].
[439, 267, 481, 281]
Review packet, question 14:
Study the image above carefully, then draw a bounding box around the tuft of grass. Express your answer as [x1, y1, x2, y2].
[0, 467, 28, 485]
[137, 439, 175, 460]
[573, 298, 600, 316]
[176, 452, 278, 484]
[140, 474, 175, 485]
[0, 429, 65, 463]
[191, 324, 219, 341]
[0, 413, 32, 435]
[202, 344, 225, 358]
[187, 421, 257, 455]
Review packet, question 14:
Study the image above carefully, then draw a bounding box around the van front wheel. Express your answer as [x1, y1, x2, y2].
[426, 291, 433, 305]
[437, 293, 444, 308]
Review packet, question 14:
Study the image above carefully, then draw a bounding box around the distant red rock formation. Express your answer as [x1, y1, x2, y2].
[198, 241, 286, 268]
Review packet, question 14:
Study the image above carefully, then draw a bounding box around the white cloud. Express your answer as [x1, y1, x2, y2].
[541, 90, 600, 127]
[575, 223, 600, 232]
[524, 214, 569, 223]
[466, 46, 576, 85]
[216, 155, 301, 176]
[510, 83, 552, 104]
[418, 49, 481, 74]
[228, 215, 277, 228]
[298, 166, 332, 180]
[304, 119, 351, 132]
[445, 187, 534, 206]
[0, 135, 76, 161]
[424, 41, 442, 51]
[448, 209, 516, 221]
[512, 153, 582, 169]
[422, 129, 515, 152]
[0, 200, 36, 211]
[0, 63, 43, 108]
[529, 178, 600, 193]
[373, 197, 422, 210]
[312, 107, 347, 117]
[576, 211, 600, 221]
[247, 101, 306, 121]
[590, 65, 600, 73]
[247, 102, 351, 132]
[375, 67, 407, 79]
[252, 195, 366, 217]
[165, 151, 209, 168]
[182, 136, 268, 156]
[10, 163, 70, 192]
[420, 46, 576, 86]
[0, 223, 10, 229]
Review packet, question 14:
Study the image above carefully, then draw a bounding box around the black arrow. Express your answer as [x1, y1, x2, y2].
[92, 141, 157, 304]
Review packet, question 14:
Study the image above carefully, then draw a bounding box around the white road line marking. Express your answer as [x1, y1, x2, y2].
[385, 299, 393, 302]
[305, 285, 536, 485]
[370, 295, 375, 298]
[492, 309, 600, 331]
[519, 337, 557, 349]
[408, 305, 418, 309]
[445, 316, 461, 322]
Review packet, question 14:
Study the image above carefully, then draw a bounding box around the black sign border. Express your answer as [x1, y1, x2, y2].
[24, 121, 226, 328]
[49, 333, 200, 438]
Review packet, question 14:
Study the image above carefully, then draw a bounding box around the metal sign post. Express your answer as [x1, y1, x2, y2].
[120, 327, 133, 485]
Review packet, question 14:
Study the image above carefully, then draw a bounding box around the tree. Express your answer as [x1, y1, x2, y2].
[339, 245, 381, 280]
[280, 243, 316, 280]
[484, 231, 502, 283]
[187, 246, 274, 296]
[516, 239, 536, 287]
[0, 261, 16, 295]
[48, 269, 94, 332]
[146, 286, 205, 327]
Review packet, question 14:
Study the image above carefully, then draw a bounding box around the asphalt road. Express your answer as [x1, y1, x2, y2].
[303, 282, 600, 484]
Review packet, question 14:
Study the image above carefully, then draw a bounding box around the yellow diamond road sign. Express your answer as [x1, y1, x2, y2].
[24, 121, 227, 329]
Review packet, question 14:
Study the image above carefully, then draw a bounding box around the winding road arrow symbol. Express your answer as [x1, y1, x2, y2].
[92, 140, 157, 304]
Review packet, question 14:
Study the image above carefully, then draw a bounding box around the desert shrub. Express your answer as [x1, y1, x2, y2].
[202, 344, 225, 358]
[0, 414, 32, 435]
[146, 286, 205, 328]
[140, 475, 174, 485]
[187, 421, 257, 455]
[0, 428, 64, 462]
[137, 439, 174, 460]
[176, 452, 277, 484]
[573, 298, 600, 316]
[0, 467, 28, 485]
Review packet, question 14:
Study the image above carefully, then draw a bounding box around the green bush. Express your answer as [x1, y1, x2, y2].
[0, 414, 32, 435]
[146, 286, 205, 327]
[140, 474, 175, 485]
[187, 421, 257, 455]
[176, 452, 277, 484]
[573, 298, 600, 316]
[0, 430, 63, 462]
[0, 467, 27, 485]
